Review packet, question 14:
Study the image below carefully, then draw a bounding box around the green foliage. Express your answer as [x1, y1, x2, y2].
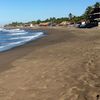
[6, 2, 100, 27]
[82, 2, 100, 20]
[31, 21, 37, 24]
[38, 17, 69, 24]
[83, 6, 93, 19]
[8, 22, 23, 26]
[36, 20, 41, 24]
[68, 13, 73, 20]
[94, 2, 100, 8]
[72, 16, 83, 23]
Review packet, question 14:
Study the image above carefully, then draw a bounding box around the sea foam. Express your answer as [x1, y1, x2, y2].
[0, 28, 44, 52]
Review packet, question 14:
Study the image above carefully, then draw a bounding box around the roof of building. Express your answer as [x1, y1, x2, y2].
[90, 7, 100, 14]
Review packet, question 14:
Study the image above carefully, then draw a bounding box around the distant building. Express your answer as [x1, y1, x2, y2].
[89, 7, 100, 26]
[30, 24, 34, 27]
[81, 21, 86, 25]
[59, 21, 70, 26]
[23, 23, 34, 28]
[39, 22, 51, 26]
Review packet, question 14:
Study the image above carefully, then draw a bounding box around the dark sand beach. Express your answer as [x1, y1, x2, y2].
[0, 27, 100, 100]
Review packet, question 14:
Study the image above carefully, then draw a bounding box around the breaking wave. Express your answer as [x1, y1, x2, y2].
[0, 28, 44, 52]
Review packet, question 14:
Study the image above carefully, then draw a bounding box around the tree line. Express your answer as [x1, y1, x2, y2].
[6, 2, 100, 26]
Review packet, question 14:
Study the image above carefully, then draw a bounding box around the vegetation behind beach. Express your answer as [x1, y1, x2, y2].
[6, 2, 100, 27]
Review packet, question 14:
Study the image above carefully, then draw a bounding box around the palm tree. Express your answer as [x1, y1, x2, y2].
[68, 13, 73, 20]
[94, 2, 100, 8]
[83, 6, 93, 19]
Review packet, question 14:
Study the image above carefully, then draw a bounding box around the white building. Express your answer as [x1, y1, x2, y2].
[30, 24, 34, 27]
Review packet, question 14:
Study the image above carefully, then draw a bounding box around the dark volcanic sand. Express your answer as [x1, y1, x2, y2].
[0, 27, 100, 100]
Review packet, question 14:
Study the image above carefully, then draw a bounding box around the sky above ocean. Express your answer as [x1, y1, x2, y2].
[0, 0, 99, 24]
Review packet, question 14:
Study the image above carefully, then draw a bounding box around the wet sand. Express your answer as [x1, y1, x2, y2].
[0, 27, 100, 100]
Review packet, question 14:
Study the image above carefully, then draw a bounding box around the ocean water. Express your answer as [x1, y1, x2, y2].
[0, 28, 44, 52]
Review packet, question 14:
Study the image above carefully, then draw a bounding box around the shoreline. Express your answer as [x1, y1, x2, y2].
[0, 30, 45, 52]
[0, 27, 99, 72]
[0, 27, 100, 99]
